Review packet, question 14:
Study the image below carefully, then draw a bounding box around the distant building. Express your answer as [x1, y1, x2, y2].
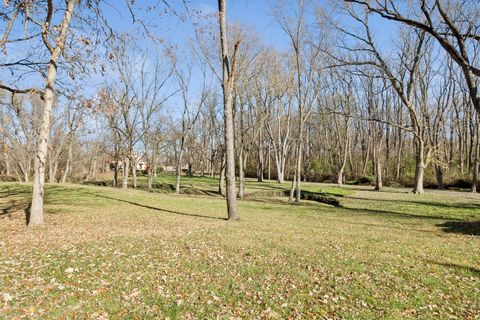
[162, 164, 188, 174]
[108, 153, 148, 172]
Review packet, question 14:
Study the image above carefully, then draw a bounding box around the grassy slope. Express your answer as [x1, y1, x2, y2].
[0, 180, 479, 319]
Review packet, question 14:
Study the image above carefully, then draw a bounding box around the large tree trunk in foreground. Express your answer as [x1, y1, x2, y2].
[218, 0, 239, 220]
[29, 0, 76, 226]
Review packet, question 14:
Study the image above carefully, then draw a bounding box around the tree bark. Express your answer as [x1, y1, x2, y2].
[175, 149, 183, 194]
[238, 146, 244, 199]
[472, 130, 479, 193]
[219, 155, 226, 196]
[147, 168, 153, 192]
[131, 156, 137, 188]
[218, 0, 239, 220]
[412, 140, 426, 194]
[435, 165, 444, 190]
[374, 154, 383, 191]
[61, 141, 73, 183]
[122, 157, 129, 190]
[29, 0, 76, 226]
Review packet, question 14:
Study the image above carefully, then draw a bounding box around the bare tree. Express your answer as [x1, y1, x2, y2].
[218, 0, 240, 220]
[274, 0, 323, 202]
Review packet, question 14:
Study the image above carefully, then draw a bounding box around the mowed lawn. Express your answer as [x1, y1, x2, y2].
[0, 180, 479, 319]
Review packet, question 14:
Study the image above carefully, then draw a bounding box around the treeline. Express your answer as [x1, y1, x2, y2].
[1, 0, 480, 224]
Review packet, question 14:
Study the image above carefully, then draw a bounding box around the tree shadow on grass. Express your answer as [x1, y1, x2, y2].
[426, 260, 480, 276]
[344, 195, 480, 211]
[436, 221, 480, 236]
[91, 194, 227, 221]
[340, 206, 461, 221]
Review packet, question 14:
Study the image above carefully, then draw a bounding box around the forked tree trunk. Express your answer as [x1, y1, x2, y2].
[29, 0, 76, 227]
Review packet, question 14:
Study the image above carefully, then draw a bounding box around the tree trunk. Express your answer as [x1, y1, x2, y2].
[29, 0, 76, 227]
[188, 163, 193, 177]
[238, 146, 244, 199]
[89, 153, 97, 181]
[218, 0, 239, 220]
[289, 154, 297, 202]
[435, 165, 444, 190]
[49, 156, 55, 183]
[412, 140, 425, 194]
[61, 141, 73, 183]
[122, 157, 129, 190]
[147, 168, 153, 192]
[295, 142, 302, 202]
[2, 145, 10, 175]
[131, 157, 137, 188]
[337, 134, 349, 186]
[219, 155, 226, 196]
[113, 158, 119, 188]
[472, 132, 479, 193]
[257, 132, 264, 182]
[374, 158, 383, 191]
[175, 150, 183, 194]
[267, 144, 271, 181]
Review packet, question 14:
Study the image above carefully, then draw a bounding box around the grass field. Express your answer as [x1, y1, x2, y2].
[0, 176, 479, 319]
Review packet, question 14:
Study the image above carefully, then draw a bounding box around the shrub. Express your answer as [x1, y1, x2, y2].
[0, 175, 17, 182]
[287, 190, 341, 207]
[352, 175, 375, 185]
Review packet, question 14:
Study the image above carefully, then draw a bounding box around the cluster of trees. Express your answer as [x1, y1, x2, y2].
[1, 0, 480, 225]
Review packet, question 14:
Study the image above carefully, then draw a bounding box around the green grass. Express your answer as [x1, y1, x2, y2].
[129, 173, 355, 198]
[0, 180, 479, 319]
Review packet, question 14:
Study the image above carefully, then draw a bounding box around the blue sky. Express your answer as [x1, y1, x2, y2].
[91, 0, 400, 119]
[0, 0, 399, 118]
